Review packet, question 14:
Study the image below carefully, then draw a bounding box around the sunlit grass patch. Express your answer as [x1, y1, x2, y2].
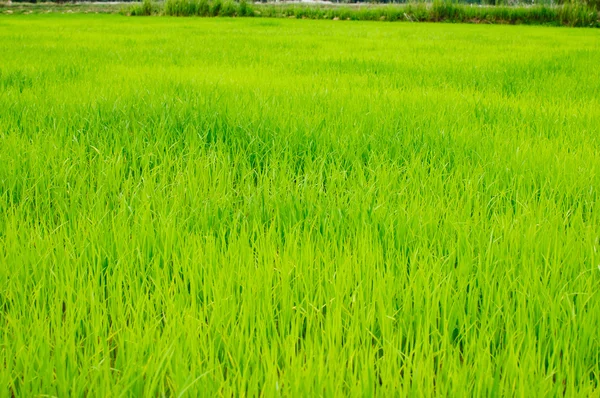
[1, 15, 600, 396]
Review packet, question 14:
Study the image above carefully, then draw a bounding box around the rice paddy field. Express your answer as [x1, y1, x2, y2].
[1, 14, 600, 396]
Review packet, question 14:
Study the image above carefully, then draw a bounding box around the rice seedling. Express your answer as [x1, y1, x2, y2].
[1, 15, 599, 396]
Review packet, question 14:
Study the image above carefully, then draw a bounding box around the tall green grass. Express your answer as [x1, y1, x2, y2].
[1, 15, 600, 396]
[128, 1, 600, 27]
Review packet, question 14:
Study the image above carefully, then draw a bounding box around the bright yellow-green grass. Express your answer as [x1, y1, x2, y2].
[1, 14, 600, 396]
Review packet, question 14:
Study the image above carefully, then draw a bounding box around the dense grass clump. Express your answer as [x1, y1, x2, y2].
[130, 0, 154, 16]
[1, 15, 600, 396]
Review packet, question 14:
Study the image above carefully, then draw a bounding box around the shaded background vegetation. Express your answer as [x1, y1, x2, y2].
[6, 0, 600, 10]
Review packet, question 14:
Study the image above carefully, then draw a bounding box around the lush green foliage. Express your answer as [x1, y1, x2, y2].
[2, 1, 599, 25]
[1, 15, 600, 396]
[128, 1, 600, 28]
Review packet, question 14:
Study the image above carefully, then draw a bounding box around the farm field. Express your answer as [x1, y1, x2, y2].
[1, 15, 600, 396]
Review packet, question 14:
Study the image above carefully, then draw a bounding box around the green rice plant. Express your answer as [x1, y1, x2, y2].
[1, 14, 600, 397]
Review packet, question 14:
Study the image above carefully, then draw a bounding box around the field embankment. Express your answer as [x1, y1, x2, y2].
[0, 1, 126, 14]
[1, 1, 599, 27]
[127, 0, 600, 27]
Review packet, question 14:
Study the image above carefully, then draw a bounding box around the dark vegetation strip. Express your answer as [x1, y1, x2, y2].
[125, 0, 600, 27]
[1, 0, 598, 27]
